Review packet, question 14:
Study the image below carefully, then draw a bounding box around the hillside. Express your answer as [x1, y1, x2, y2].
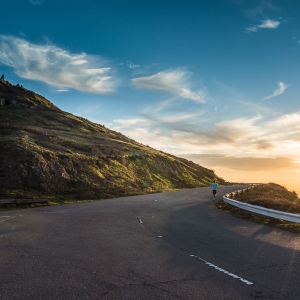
[216, 183, 300, 232]
[0, 79, 226, 201]
[231, 183, 300, 213]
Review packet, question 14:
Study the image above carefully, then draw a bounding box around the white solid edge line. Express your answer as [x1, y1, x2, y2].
[190, 255, 253, 285]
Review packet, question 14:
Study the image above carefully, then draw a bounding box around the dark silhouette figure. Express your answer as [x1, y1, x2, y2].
[0, 74, 4, 80]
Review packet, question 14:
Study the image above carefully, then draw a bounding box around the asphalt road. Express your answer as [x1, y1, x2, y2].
[1, 185, 300, 300]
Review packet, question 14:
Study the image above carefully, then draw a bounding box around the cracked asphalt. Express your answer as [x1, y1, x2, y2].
[1, 185, 300, 299]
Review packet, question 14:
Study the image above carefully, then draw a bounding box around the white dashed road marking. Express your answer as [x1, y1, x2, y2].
[137, 201, 252, 286]
[190, 255, 253, 285]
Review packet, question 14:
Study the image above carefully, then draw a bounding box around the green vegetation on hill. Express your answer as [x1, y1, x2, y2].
[222, 183, 300, 213]
[0, 79, 226, 201]
[236, 183, 300, 213]
[217, 183, 300, 232]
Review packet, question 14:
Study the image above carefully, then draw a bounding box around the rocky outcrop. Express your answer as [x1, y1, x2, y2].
[0, 153, 72, 192]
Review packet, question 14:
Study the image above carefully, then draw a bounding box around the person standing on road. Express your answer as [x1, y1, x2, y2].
[211, 180, 218, 200]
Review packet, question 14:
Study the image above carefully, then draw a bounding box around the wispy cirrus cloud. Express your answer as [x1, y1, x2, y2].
[245, 19, 280, 33]
[263, 82, 288, 100]
[245, 0, 280, 18]
[0, 35, 118, 94]
[126, 61, 140, 69]
[132, 69, 207, 103]
[110, 110, 300, 158]
[56, 89, 68, 92]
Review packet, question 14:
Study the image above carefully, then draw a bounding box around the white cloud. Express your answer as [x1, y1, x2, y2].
[126, 61, 140, 69]
[263, 82, 288, 100]
[258, 19, 280, 29]
[113, 118, 145, 126]
[266, 113, 300, 135]
[140, 110, 205, 129]
[245, 26, 258, 33]
[109, 110, 300, 159]
[132, 69, 207, 103]
[245, 19, 280, 33]
[0, 35, 118, 94]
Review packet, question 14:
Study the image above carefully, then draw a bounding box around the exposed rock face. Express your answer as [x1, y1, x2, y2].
[1, 153, 68, 191]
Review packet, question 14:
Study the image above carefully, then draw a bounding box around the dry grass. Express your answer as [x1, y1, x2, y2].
[234, 183, 300, 213]
[217, 183, 300, 233]
[0, 80, 227, 202]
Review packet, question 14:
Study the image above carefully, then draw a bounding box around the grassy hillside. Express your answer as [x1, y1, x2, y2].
[0, 79, 226, 201]
[217, 183, 300, 232]
[235, 183, 300, 213]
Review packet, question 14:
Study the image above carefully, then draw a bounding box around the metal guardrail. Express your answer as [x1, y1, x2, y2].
[223, 186, 300, 224]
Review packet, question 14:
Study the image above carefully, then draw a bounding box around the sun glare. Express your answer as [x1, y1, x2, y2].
[214, 166, 300, 196]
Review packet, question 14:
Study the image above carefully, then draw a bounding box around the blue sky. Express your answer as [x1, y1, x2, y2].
[1, 0, 300, 190]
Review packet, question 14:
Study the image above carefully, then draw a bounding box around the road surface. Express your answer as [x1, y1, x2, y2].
[1, 185, 300, 299]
